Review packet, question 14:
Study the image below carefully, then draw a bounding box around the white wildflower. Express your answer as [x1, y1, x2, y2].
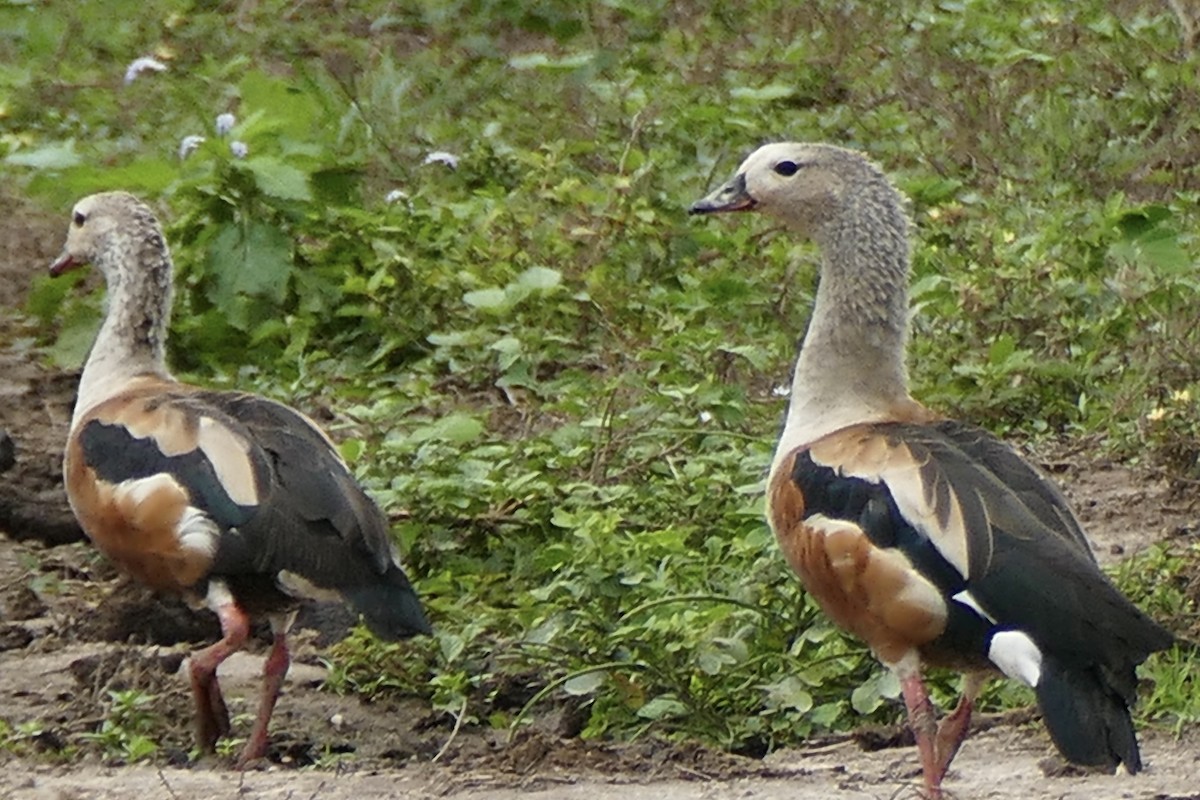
[215, 113, 236, 136]
[698, 410, 714, 424]
[1170, 388, 1192, 404]
[178, 135, 206, 160]
[423, 150, 459, 169]
[1147, 407, 1167, 423]
[229, 140, 248, 159]
[385, 189, 410, 204]
[771, 385, 789, 397]
[124, 56, 167, 85]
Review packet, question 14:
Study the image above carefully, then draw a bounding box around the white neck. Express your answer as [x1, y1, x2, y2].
[770, 198, 914, 474]
[71, 249, 173, 428]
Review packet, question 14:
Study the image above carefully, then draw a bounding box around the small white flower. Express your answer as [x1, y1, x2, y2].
[1147, 407, 1167, 423]
[771, 385, 789, 397]
[385, 189, 410, 204]
[423, 150, 459, 169]
[229, 140, 248, 159]
[124, 56, 167, 85]
[698, 410, 714, 424]
[178, 135, 206, 160]
[215, 113, 236, 136]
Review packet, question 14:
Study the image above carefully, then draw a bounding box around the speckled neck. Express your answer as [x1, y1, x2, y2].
[774, 177, 914, 467]
[72, 231, 174, 427]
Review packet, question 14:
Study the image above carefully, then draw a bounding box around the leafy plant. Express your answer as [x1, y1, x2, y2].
[81, 690, 160, 764]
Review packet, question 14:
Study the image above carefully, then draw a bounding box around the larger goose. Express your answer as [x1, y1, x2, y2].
[690, 144, 1172, 798]
[50, 192, 431, 767]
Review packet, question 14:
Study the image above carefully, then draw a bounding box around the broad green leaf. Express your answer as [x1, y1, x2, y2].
[516, 266, 563, 291]
[242, 156, 312, 201]
[5, 141, 81, 169]
[636, 695, 687, 721]
[408, 413, 484, 444]
[462, 287, 507, 309]
[206, 221, 293, 310]
[764, 676, 814, 713]
[563, 671, 607, 695]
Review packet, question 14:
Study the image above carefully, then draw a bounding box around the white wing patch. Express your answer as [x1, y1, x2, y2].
[810, 433, 972, 580]
[952, 589, 997, 624]
[989, 629, 1043, 687]
[196, 416, 258, 506]
[883, 449, 970, 579]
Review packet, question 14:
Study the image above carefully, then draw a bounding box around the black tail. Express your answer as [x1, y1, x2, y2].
[348, 563, 432, 639]
[1035, 653, 1141, 773]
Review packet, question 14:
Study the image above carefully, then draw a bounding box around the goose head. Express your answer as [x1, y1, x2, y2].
[50, 192, 166, 283]
[690, 142, 897, 244]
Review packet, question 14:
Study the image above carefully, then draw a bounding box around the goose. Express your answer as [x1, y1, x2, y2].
[690, 143, 1173, 798]
[50, 192, 431, 767]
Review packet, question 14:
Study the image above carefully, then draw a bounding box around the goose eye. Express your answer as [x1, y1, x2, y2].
[73, 211, 87, 227]
[773, 161, 800, 177]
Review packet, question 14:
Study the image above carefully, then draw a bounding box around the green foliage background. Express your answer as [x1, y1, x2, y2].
[3, 0, 1198, 757]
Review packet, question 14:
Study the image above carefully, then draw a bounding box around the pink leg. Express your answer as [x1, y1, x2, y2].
[189, 582, 250, 753]
[899, 672, 942, 800]
[933, 673, 985, 783]
[235, 612, 295, 769]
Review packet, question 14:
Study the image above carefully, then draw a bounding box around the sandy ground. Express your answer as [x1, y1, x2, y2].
[0, 723, 1196, 799]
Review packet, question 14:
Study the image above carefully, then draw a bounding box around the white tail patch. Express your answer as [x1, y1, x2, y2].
[988, 630, 1043, 687]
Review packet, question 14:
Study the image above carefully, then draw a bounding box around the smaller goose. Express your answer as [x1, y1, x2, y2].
[690, 144, 1173, 798]
[51, 192, 432, 767]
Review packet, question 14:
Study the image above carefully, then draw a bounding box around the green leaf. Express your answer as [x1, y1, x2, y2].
[462, 287, 508, 310]
[850, 670, 900, 715]
[515, 266, 562, 291]
[764, 676, 814, 713]
[339, 438, 365, 463]
[507, 52, 593, 70]
[5, 141, 82, 169]
[408, 413, 484, 444]
[729, 84, 795, 102]
[206, 221, 293, 308]
[563, 671, 607, 695]
[636, 695, 688, 721]
[242, 156, 312, 201]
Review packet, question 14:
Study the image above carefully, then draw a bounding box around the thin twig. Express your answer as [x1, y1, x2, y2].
[431, 696, 468, 763]
[155, 768, 181, 800]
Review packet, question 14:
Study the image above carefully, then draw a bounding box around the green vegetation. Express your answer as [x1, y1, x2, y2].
[81, 690, 160, 764]
[3, 0, 1198, 757]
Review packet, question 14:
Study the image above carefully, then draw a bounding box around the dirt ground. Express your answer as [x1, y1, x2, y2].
[0, 194, 1197, 799]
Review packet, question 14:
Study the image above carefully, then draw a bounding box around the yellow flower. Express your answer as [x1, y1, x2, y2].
[1170, 389, 1191, 404]
[1146, 407, 1167, 422]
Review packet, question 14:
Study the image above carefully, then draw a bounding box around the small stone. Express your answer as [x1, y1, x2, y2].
[0, 623, 33, 651]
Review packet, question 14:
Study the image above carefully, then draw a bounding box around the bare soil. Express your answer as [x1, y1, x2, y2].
[1, 195, 1197, 799]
